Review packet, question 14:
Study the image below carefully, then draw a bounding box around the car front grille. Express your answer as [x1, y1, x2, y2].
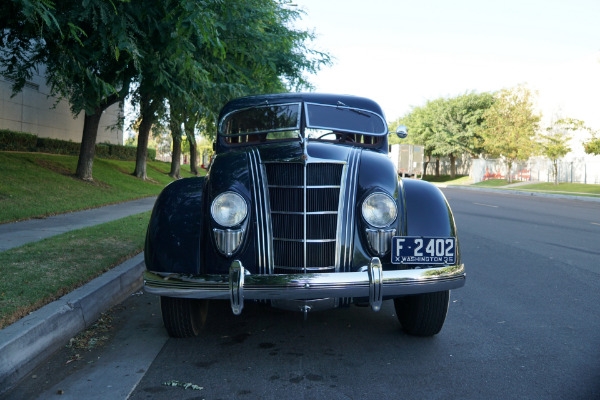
[265, 162, 344, 273]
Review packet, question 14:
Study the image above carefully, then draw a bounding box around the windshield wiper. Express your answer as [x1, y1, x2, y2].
[337, 101, 371, 118]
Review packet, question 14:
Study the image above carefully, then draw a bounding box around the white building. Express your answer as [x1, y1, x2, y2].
[0, 64, 123, 145]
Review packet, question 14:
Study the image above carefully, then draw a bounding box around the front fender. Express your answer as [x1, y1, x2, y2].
[400, 179, 461, 264]
[144, 177, 206, 274]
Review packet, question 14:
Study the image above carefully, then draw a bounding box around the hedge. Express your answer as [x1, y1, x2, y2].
[0, 129, 156, 161]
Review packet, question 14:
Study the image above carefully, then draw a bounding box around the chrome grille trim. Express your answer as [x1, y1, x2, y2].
[271, 211, 338, 215]
[338, 148, 361, 272]
[249, 149, 273, 275]
[269, 185, 341, 189]
[303, 161, 307, 272]
[265, 161, 345, 273]
[274, 265, 335, 271]
[273, 238, 337, 243]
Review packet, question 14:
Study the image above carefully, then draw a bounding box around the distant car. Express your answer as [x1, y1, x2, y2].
[144, 93, 465, 338]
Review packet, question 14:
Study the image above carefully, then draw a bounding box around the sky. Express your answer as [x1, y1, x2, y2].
[293, 0, 600, 139]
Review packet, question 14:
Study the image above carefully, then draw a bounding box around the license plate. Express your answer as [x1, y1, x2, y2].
[391, 236, 456, 265]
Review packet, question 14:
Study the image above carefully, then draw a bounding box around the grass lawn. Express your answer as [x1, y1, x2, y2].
[473, 179, 513, 187]
[0, 152, 205, 223]
[0, 211, 150, 329]
[422, 175, 472, 185]
[510, 182, 600, 195]
[470, 179, 600, 196]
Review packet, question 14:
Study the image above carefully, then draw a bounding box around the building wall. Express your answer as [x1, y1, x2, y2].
[0, 65, 123, 145]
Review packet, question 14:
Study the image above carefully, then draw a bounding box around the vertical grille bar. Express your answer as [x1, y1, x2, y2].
[303, 161, 307, 273]
[338, 149, 361, 272]
[249, 149, 273, 275]
[265, 161, 344, 273]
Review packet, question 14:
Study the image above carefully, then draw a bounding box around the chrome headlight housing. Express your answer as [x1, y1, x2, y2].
[211, 192, 247, 227]
[361, 192, 397, 228]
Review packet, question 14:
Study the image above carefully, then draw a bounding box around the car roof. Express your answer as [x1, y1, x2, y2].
[218, 93, 386, 121]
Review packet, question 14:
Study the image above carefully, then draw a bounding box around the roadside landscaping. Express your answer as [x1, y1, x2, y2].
[502, 182, 600, 196]
[0, 211, 150, 329]
[0, 152, 204, 223]
[425, 175, 600, 197]
[0, 151, 207, 329]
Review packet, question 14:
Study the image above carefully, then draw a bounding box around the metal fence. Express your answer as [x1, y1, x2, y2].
[470, 157, 600, 184]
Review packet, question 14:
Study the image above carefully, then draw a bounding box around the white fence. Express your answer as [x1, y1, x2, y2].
[470, 157, 600, 184]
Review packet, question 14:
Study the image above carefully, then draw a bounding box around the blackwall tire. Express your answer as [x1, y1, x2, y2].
[394, 290, 450, 337]
[160, 296, 208, 338]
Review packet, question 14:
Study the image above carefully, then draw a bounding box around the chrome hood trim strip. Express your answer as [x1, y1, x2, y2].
[249, 149, 273, 274]
[337, 148, 361, 272]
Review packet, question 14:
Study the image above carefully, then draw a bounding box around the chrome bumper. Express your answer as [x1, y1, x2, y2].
[144, 258, 465, 315]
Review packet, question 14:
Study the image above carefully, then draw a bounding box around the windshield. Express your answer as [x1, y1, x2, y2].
[219, 101, 387, 146]
[304, 103, 387, 135]
[220, 103, 301, 137]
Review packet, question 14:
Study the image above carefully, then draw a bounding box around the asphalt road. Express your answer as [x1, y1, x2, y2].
[5, 188, 600, 400]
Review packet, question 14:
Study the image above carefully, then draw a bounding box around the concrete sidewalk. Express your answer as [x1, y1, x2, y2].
[0, 196, 157, 252]
[0, 254, 146, 393]
[0, 197, 157, 393]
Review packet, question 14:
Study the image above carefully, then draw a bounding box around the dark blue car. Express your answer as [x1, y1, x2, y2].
[144, 93, 465, 338]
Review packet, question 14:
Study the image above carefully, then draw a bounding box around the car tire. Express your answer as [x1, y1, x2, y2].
[394, 290, 449, 337]
[160, 296, 208, 338]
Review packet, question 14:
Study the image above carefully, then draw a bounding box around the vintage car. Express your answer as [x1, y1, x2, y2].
[144, 93, 465, 338]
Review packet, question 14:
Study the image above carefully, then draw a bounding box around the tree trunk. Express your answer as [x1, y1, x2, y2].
[449, 154, 456, 179]
[75, 110, 103, 181]
[169, 123, 182, 179]
[435, 158, 440, 177]
[183, 111, 199, 175]
[506, 160, 513, 184]
[553, 161, 559, 185]
[133, 96, 155, 180]
[186, 122, 198, 176]
[169, 138, 182, 179]
[189, 137, 198, 175]
[422, 155, 430, 179]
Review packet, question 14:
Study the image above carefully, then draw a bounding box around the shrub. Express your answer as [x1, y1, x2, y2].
[0, 129, 156, 161]
[95, 143, 111, 158]
[36, 137, 80, 155]
[147, 147, 156, 161]
[107, 143, 134, 160]
[0, 130, 38, 151]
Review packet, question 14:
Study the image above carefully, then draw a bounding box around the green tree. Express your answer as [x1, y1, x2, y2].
[131, 0, 329, 180]
[559, 119, 600, 156]
[390, 92, 493, 178]
[1, 0, 140, 181]
[435, 92, 494, 178]
[3, 1, 328, 182]
[584, 137, 600, 155]
[539, 118, 573, 185]
[393, 103, 439, 177]
[482, 86, 541, 183]
[129, 0, 220, 180]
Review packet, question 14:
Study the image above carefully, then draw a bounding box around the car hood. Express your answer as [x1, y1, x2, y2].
[251, 140, 357, 164]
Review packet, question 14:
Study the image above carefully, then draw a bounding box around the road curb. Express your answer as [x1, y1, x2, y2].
[0, 253, 145, 393]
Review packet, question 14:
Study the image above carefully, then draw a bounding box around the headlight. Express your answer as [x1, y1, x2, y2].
[211, 192, 247, 227]
[362, 192, 397, 228]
